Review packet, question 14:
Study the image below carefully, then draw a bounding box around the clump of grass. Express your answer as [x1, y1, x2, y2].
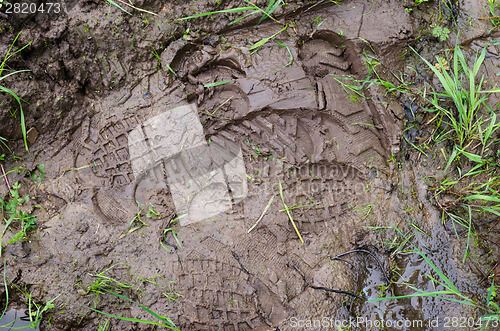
[0, 264, 59, 330]
[178, 0, 288, 55]
[160, 214, 184, 253]
[121, 203, 149, 238]
[410, 43, 500, 251]
[178, 0, 281, 26]
[414, 43, 500, 150]
[14, 285, 60, 329]
[84, 265, 133, 295]
[487, 0, 500, 27]
[333, 51, 412, 102]
[0, 182, 37, 256]
[1, 32, 31, 151]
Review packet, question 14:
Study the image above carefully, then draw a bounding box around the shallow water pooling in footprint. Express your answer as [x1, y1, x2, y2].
[0, 309, 37, 330]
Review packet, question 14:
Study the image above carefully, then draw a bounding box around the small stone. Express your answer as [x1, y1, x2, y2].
[26, 127, 39, 144]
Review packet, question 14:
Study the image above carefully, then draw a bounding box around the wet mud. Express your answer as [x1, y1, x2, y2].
[0, 0, 499, 330]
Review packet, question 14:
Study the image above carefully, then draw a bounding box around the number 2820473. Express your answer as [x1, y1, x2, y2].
[4, 2, 61, 14]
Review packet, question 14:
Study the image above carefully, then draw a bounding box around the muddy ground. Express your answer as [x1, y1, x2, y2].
[0, 0, 500, 330]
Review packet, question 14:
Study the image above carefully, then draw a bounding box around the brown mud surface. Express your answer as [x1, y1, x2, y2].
[1, 0, 500, 330]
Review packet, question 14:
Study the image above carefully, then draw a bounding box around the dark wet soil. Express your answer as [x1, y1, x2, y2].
[1, 0, 500, 330]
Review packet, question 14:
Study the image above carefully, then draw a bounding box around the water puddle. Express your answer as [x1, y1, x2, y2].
[0, 309, 37, 330]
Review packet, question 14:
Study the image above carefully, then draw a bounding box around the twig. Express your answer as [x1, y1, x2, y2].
[231, 251, 250, 275]
[1, 165, 10, 190]
[334, 256, 362, 307]
[288, 263, 364, 300]
[310, 285, 365, 300]
[247, 195, 274, 233]
[479, 234, 500, 247]
[332, 248, 390, 285]
[279, 181, 304, 243]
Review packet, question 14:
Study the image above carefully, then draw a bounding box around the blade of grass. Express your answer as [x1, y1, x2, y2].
[1, 261, 8, 322]
[0, 85, 27, 151]
[0, 69, 30, 82]
[88, 307, 177, 329]
[228, 9, 260, 26]
[249, 24, 288, 54]
[279, 181, 304, 243]
[258, 0, 282, 24]
[1, 32, 31, 152]
[106, 290, 178, 329]
[248, 195, 274, 233]
[274, 40, 293, 72]
[88, 290, 179, 330]
[104, 0, 131, 14]
[105, 0, 158, 16]
[242, 0, 280, 23]
[177, 7, 255, 20]
[204, 80, 233, 88]
[463, 194, 500, 203]
[394, 225, 459, 293]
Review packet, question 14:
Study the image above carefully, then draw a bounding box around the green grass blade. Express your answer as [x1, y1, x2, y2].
[228, 9, 259, 26]
[0, 69, 30, 82]
[105, 290, 178, 329]
[164, 63, 177, 76]
[473, 48, 486, 78]
[104, 0, 132, 15]
[279, 181, 304, 243]
[487, 280, 495, 306]
[463, 205, 472, 263]
[445, 145, 458, 170]
[1, 261, 8, 321]
[1, 32, 30, 152]
[479, 87, 500, 93]
[87, 307, 177, 329]
[0, 86, 28, 151]
[204, 80, 233, 88]
[1, 32, 30, 74]
[458, 148, 484, 163]
[249, 24, 287, 54]
[463, 194, 500, 203]
[393, 225, 460, 293]
[243, 0, 279, 23]
[367, 290, 456, 302]
[259, 0, 281, 24]
[178, 6, 254, 20]
[274, 40, 293, 72]
[403, 134, 427, 156]
[483, 207, 500, 217]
